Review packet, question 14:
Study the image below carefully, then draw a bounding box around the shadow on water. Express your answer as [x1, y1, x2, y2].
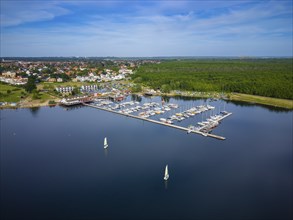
[29, 107, 40, 117]
[104, 148, 108, 157]
[164, 180, 168, 190]
[131, 94, 142, 102]
[161, 96, 171, 103]
[59, 105, 86, 111]
[172, 95, 208, 101]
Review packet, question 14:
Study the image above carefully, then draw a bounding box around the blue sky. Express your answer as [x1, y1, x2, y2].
[1, 0, 292, 57]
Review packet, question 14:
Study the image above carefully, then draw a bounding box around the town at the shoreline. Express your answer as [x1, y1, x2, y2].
[0, 58, 154, 108]
[0, 58, 292, 109]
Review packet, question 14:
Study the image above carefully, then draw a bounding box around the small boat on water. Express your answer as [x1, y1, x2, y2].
[139, 112, 146, 117]
[171, 115, 177, 120]
[164, 165, 169, 181]
[221, 111, 229, 115]
[166, 119, 173, 124]
[207, 105, 215, 110]
[197, 122, 205, 126]
[104, 137, 108, 149]
[160, 118, 167, 122]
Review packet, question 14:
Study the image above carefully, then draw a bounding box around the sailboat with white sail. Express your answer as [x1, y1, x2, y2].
[104, 137, 108, 149]
[164, 165, 169, 181]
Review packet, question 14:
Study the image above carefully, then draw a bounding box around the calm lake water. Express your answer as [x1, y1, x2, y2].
[1, 97, 292, 220]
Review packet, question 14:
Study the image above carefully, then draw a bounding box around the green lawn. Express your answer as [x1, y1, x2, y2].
[38, 93, 54, 103]
[0, 83, 56, 104]
[0, 83, 26, 102]
[229, 93, 293, 109]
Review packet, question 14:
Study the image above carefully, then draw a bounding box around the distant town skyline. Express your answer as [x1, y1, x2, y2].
[1, 0, 292, 57]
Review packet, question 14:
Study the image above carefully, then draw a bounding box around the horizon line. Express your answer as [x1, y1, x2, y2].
[1, 55, 292, 59]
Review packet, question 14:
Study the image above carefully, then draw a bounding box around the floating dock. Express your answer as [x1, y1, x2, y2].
[83, 103, 232, 140]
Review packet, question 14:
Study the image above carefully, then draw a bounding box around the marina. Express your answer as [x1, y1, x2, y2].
[83, 97, 232, 140]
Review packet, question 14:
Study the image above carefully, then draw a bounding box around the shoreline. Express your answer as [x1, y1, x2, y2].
[1, 92, 292, 110]
[227, 93, 293, 110]
[141, 91, 293, 110]
[0, 102, 57, 110]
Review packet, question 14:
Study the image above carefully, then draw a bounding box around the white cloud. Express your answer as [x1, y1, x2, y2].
[0, 1, 70, 27]
[1, 0, 292, 56]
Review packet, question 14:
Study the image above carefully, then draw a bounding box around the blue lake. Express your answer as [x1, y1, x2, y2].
[1, 97, 292, 220]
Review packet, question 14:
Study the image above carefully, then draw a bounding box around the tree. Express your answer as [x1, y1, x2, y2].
[32, 91, 40, 99]
[161, 84, 171, 93]
[72, 87, 80, 95]
[25, 76, 37, 93]
[131, 84, 142, 93]
[48, 100, 56, 105]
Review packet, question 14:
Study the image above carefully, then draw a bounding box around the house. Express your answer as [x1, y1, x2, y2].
[2, 71, 16, 78]
[47, 77, 57, 82]
[55, 86, 74, 93]
[57, 78, 63, 82]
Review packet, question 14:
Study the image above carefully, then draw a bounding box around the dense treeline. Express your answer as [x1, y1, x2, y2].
[132, 59, 293, 100]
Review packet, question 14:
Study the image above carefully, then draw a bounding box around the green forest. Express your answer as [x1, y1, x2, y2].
[132, 59, 293, 100]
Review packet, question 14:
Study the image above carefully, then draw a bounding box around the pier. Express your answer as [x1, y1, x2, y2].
[83, 103, 232, 140]
[59, 96, 93, 106]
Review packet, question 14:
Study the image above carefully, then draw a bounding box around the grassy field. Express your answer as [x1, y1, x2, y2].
[31, 92, 55, 102]
[0, 83, 26, 102]
[229, 93, 293, 109]
[0, 82, 59, 106]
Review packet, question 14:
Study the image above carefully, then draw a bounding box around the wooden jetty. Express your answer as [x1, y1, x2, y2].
[83, 103, 231, 140]
[197, 112, 233, 134]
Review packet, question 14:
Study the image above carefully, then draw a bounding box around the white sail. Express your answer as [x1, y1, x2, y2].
[164, 165, 169, 181]
[104, 137, 108, 149]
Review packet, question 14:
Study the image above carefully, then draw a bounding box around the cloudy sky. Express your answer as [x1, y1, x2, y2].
[1, 0, 292, 57]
